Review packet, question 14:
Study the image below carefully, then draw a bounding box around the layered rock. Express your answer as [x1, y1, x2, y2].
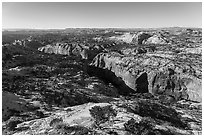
[90, 52, 201, 102]
[38, 43, 79, 56]
[108, 33, 137, 43]
[108, 32, 168, 45]
[38, 42, 104, 60]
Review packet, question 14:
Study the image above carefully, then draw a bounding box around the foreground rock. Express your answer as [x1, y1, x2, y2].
[3, 98, 201, 135]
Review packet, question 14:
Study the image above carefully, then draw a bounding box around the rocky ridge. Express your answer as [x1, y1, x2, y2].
[108, 32, 169, 44]
[90, 50, 201, 102]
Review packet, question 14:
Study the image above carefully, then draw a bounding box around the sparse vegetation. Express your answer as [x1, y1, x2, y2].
[124, 117, 174, 135]
[124, 117, 155, 135]
[89, 105, 117, 125]
[5, 117, 24, 131]
[50, 121, 91, 135]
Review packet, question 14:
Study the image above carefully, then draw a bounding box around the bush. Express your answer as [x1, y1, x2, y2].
[51, 122, 90, 135]
[89, 105, 117, 125]
[6, 117, 24, 131]
[124, 117, 173, 135]
[49, 118, 91, 135]
[124, 117, 156, 135]
[50, 117, 63, 127]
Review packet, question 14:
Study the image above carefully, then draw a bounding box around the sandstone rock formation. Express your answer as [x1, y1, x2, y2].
[143, 34, 168, 44]
[132, 32, 152, 44]
[38, 43, 77, 55]
[90, 51, 201, 102]
[108, 33, 137, 43]
[108, 32, 168, 45]
[6, 98, 201, 135]
[38, 42, 104, 60]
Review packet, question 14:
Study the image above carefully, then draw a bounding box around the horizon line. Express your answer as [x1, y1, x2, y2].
[2, 26, 202, 30]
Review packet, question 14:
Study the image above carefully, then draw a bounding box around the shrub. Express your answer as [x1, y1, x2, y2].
[6, 117, 24, 131]
[124, 117, 155, 135]
[124, 117, 173, 135]
[49, 118, 91, 135]
[89, 105, 117, 125]
[50, 117, 63, 127]
[52, 122, 90, 135]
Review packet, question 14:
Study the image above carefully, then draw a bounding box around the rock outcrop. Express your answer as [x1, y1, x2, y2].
[108, 33, 137, 43]
[108, 32, 168, 45]
[38, 43, 73, 55]
[90, 52, 201, 102]
[132, 32, 152, 44]
[5, 98, 201, 135]
[143, 34, 168, 45]
[38, 42, 104, 60]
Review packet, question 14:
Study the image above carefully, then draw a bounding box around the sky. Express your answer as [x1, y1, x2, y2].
[2, 2, 202, 29]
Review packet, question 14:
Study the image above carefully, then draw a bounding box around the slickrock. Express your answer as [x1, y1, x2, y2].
[90, 51, 201, 102]
[10, 98, 200, 135]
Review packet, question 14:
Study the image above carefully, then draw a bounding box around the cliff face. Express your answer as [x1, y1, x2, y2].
[90, 51, 201, 102]
[38, 43, 83, 56]
[142, 34, 169, 44]
[38, 42, 104, 60]
[108, 32, 168, 45]
[38, 44, 73, 55]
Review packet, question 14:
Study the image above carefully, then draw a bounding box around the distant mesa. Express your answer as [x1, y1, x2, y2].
[108, 32, 169, 45]
[38, 42, 104, 60]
